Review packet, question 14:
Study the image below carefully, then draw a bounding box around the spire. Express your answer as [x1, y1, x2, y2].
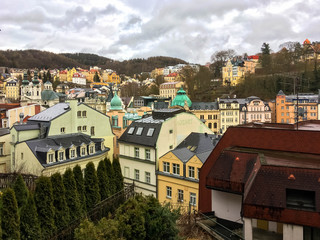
[32, 71, 39, 85]
[22, 71, 29, 86]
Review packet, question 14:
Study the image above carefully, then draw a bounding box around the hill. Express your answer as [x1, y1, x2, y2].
[0, 50, 187, 76]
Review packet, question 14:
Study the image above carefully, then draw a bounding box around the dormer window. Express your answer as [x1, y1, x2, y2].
[101, 142, 105, 150]
[58, 150, 65, 161]
[70, 149, 76, 159]
[48, 152, 55, 163]
[89, 143, 95, 155]
[80, 145, 87, 156]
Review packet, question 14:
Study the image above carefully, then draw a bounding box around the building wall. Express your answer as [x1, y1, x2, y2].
[6, 83, 19, 100]
[7, 104, 40, 127]
[211, 189, 242, 223]
[222, 60, 245, 86]
[0, 133, 11, 173]
[219, 102, 240, 134]
[283, 224, 303, 240]
[157, 152, 201, 210]
[191, 110, 220, 134]
[240, 100, 271, 124]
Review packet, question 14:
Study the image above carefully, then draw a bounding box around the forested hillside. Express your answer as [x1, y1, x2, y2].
[0, 50, 187, 76]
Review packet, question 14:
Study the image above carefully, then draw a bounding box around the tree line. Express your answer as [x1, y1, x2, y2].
[0, 158, 123, 240]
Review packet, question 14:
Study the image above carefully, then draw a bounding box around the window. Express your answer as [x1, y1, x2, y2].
[0, 143, 3, 156]
[189, 166, 195, 178]
[82, 111, 87, 117]
[58, 151, 64, 161]
[281, 112, 284, 116]
[281, 106, 284, 110]
[91, 126, 95, 136]
[172, 163, 180, 175]
[61, 127, 65, 133]
[135, 147, 139, 158]
[81, 147, 86, 156]
[145, 149, 150, 160]
[190, 193, 196, 206]
[147, 128, 155, 136]
[169, 145, 173, 150]
[145, 172, 150, 183]
[112, 116, 118, 127]
[281, 100, 284, 103]
[208, 115, 212, 119]
[214, 123, 217, 128]
[200, 115, 204, 119]
[70, 149, 76, 158]
[136, 127, 143, 135]
[208, 123, 212, 129]
[21, 153, 23, 160]
[123, 119, 128, 127]
[166, 186, 172, 198]
[197, 168, 200, 179]
[286, 189, 315, 211]
[134, 169, 140, 180]
[128, 127, 135, 134]
[48, 153, 54, 163]
[77, 111, 81, 117]
[286, 113, 289, 116]
[163, 162, 170, 173]
[178, 189, 184, 202]
[77, 126, 82, 132]
[169, 129, 173, 134]
[82, 126, 87, 132]
[89, 145, 94, 154]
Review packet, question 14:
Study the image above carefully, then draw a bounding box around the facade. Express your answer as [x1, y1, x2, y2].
[106, 72, 120, 84]
[240, 96, 272, 124]
[199, 122, 320, 240]
[275, 90, 318, 124]
[118, 109, 213, 196]
[157, 132, 219, 211]
[159, 82, 186, 100]
[190, 102, 220, 134]
[10, 99, 114, 175]
[72, 73, 87, 85]
[218, 98, 240, 134]
[222, 59, 245, 86]
[164, 72, 180, 82]
[302, 39, 320, 61]
[5, 79, 19, 101]
[0, 129, 11, 172]
[20, 72, 43, 104]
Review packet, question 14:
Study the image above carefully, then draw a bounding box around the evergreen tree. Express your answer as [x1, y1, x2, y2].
[84, 162, 101, 210]
[63, 168, 81, 222]
[13, 174, 28, 208]
[34, 176, 56, 239]
[74, 218, 98, 240]
[20, 194, 42, 240]
[1, 188, 20, 240]
[112, 157, 124, 192]
[97, 160, 109, 200]
[73, 165, 87, 214]
[51, 173, 70, 230]
[260, 42, 272, 69]
[46, 70, 51, 82]
[104, 158, 116, 195]
[93, 72, 100, 82]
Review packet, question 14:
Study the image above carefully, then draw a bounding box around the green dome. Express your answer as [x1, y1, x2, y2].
[171, 87, 192, 107]
[41, 90, 58, 101]
[110, 91, 123, 110]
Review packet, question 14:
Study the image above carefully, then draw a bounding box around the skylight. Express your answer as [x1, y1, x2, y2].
[128, 127, 135, 134]
[136, 127, 143, 135]
[147, 128, 155, 137]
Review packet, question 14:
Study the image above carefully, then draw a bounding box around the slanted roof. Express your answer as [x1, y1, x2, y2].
[0, 128, 9, 136]
[191, 102, 219, 110]
[28, 103, 70, 122]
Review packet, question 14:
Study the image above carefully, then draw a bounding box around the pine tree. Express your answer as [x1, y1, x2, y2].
[112, 157, 124, 192]
[13, 174, 28, 208]
[97, 160, 109, 200]
[1, 188, 20, 240]
[84, 162, 101, 210]
[104, 158, 116, 195]
[20, 194, 42, 240]
[51, 173, 70, 230]
[34, 176, 56, 239]
[93, 72, 100, 82]
[63, 168, 81, 222]
[73, 165, 87, 214]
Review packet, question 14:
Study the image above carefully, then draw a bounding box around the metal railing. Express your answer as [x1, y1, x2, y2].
[194, 210, 244, 240]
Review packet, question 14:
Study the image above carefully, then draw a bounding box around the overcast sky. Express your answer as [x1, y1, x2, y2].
[1, 0, 319, 64]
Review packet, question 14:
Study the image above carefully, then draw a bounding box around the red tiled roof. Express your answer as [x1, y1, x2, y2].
[248, 55, 259, 60]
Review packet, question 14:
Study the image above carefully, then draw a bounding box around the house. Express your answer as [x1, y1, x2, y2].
[106, 72, 120, 84]
[20, 71, 43, 104]
[72, 73, 87, 85]
[190, 102, 220, 134]
[159, 82, 186, 100]
[276, 90, 318, 124]
[5, 79, 19, 101]
[199, 121, 320, 240]
[240, 96, 272, 124]
[118, 109, 213, 196]
[222, 59, 245, 86]
[10, 99, 114, 175]
[157, 132, 219, 211]
[0, 128, 11, 172]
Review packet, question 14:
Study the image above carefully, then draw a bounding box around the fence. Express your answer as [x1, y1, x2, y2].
[0, 173, 38, 191]
[50, 183, 135, 240]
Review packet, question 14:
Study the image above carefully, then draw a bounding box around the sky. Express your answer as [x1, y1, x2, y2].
[1, 0, 319, 64]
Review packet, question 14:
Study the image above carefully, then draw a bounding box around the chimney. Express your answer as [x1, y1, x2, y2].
[19, 112, 24, 124]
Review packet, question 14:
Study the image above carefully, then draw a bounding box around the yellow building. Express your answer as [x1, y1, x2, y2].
[5, 79, 19, 101]
[159, 81, 186, 100]
[190, 102, 220, 134]
[157, 132, 218, 211]
[151, 68, 164, 78]
[222, 59, 245, 86]
[107, 72, 120, 84]
[219, 98, 240, 134]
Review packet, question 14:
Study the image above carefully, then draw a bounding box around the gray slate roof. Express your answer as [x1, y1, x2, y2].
[171, 132, 219, 163]
[0, 128, 9, 136]
[191, 102, 218, 110]
[29, 103, 70, 122]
